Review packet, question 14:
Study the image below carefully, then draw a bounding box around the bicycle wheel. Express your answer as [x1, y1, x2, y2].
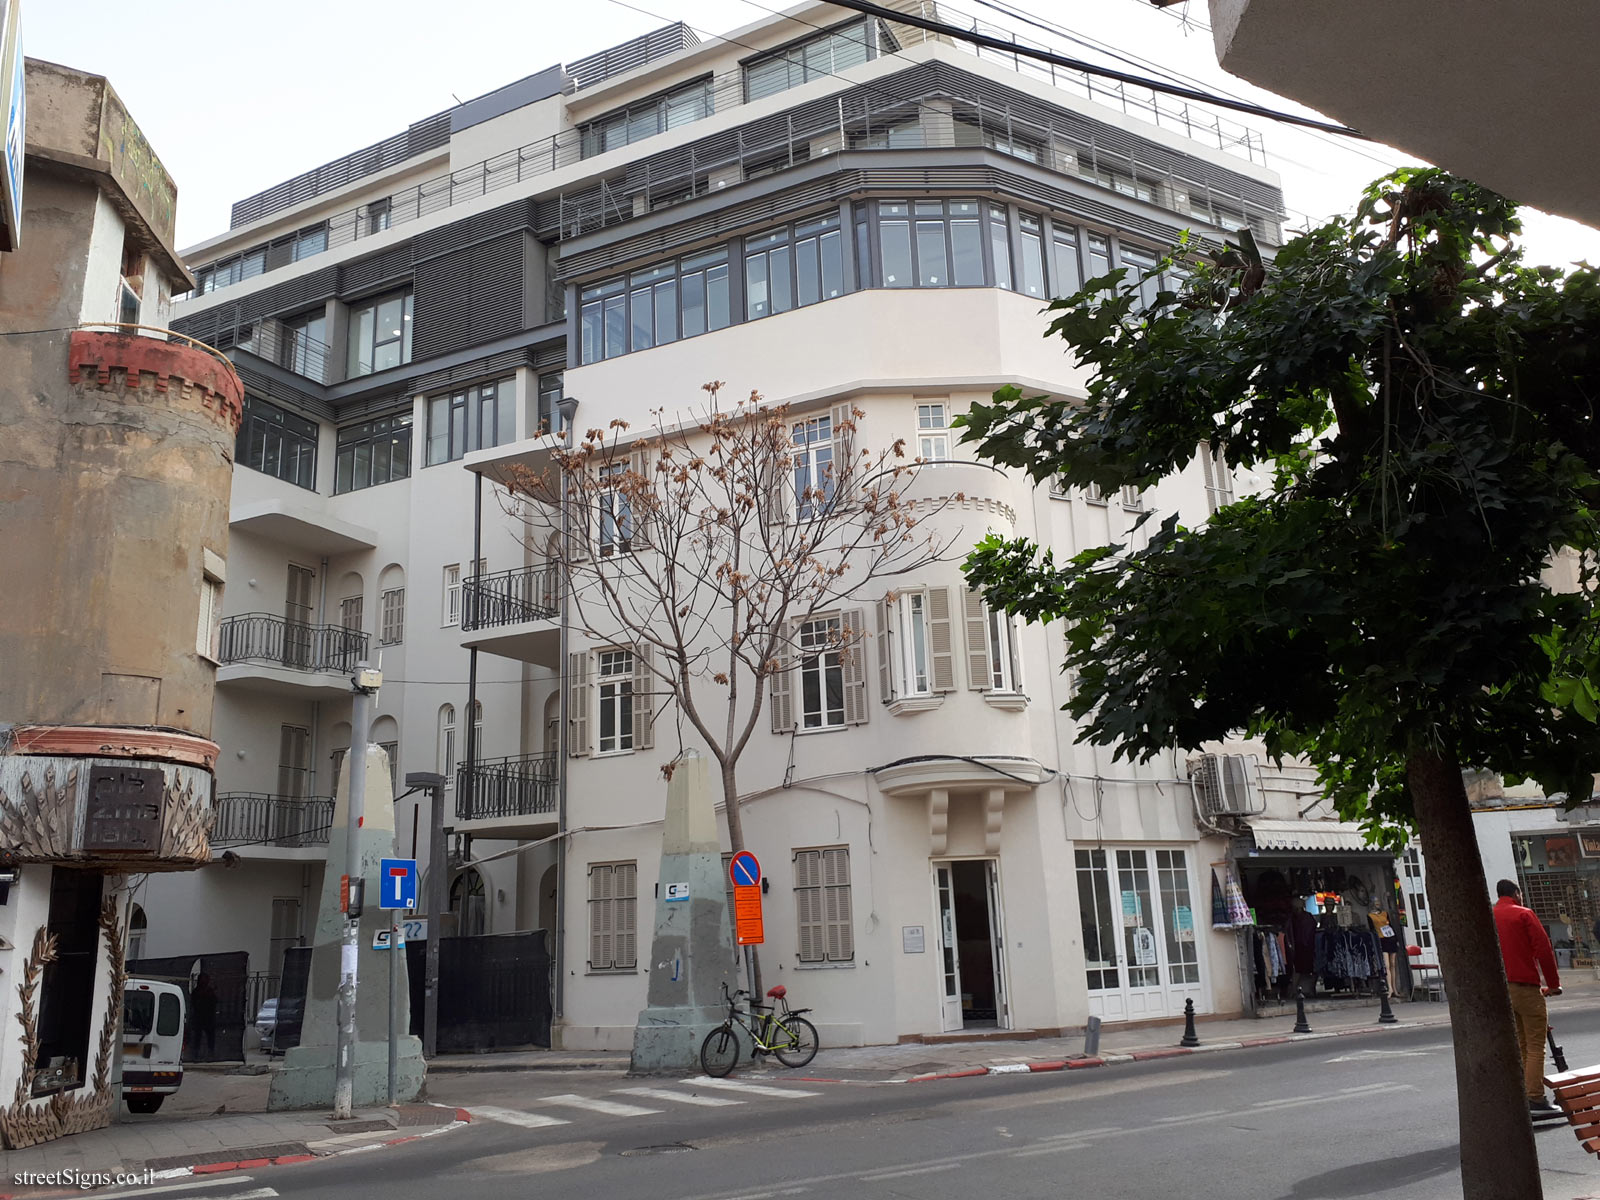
[773, 1016, 819, 1068]
[700, 1024, 739, 1077]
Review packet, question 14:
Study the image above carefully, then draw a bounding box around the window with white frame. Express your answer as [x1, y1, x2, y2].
[798, 616, 845, 730]
[443, 564, 461, 626]
[899, 592, 931, 695]
[1201, 443, 1234, 513]
[794, 846, 853, 963]
[880, 588, 954, 700]
[916, 402, 950, 462]
[965, 589, 1023, 694]
[792, 415, 835, 518]
[588, 861, 638, 971]
[438, 705, 456, 785]
[1120, 484, 1145, 511]
[597, 649, 634, 754]
[197, 564, 224, 662]
[598, 463, 634, 557]
[380, 587, 405, 645]
[339, 595, 363, 633]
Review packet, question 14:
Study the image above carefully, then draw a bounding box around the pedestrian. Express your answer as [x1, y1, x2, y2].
[1492, 880, 1563, 1117]
[190, 973, 218, 1060]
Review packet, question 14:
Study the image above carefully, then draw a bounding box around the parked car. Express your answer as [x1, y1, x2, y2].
[255, 997, 277, 1054]
[123, 978, 185, 1114]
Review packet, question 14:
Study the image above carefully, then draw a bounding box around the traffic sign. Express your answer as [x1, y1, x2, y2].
[729, 851, 761, 887]
[379, 858, 418, 910]
[730, 851, 764, 945]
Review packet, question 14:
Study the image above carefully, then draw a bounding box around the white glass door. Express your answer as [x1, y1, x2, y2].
[983, 861, 1010, 1028]
[1079, 847, 1205, 1021]
[935, 864, 963, 1031]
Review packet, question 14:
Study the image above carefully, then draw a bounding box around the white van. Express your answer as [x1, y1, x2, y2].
[122, 979, 185, 1113]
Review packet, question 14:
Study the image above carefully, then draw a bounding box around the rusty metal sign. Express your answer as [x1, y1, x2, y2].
[84, 765, 163, 853]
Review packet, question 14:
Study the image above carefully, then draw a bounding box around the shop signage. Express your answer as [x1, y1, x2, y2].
[1578, 831, 1600, 859]
[83, 765, 163, 853]
[1173, 905, 1194, 943]
[1546, 836, 1580, 870]
[1121, 890, 1141, 927]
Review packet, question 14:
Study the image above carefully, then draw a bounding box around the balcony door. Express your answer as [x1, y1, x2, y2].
[284, 564, 316, 668]
[276, 725, 310, 844]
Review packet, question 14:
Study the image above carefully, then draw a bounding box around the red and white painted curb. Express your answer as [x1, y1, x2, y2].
[143, 1107, 472, 1182]
[901, 1020, 1424, 1083]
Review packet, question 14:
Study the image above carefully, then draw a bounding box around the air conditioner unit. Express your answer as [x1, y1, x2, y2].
[1192, 753, 1265, 818]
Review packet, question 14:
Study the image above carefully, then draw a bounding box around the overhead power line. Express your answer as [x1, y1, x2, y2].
[821, 0, 1370, 140]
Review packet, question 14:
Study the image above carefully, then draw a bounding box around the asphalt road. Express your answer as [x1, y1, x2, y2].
[99, 1010, 1600, 1200]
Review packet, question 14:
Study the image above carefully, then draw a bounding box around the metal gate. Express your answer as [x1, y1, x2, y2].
[126, 951, 249, 1063]
[406, 931, 550, 1051]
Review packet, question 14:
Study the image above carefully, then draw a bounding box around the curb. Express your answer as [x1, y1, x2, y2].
[896, 1016, 1441, 1084]
[143, 1106, 471, 1183]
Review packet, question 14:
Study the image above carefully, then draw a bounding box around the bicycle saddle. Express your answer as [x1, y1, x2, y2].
[766, 984, 787, 999]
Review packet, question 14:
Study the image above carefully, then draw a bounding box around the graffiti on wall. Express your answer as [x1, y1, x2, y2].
[96, 90, 177, 248]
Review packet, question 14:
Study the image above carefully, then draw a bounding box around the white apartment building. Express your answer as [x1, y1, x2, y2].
[142, 3, 1418, 1050]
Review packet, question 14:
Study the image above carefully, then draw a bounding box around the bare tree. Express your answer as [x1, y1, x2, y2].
[496, 383, 955, 995]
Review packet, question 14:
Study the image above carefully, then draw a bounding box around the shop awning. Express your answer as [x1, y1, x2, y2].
[1244, 818, 1382, 853]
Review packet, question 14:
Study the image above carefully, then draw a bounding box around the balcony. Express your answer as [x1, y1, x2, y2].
[460, 565, 560, 667]
[211, 793, 334, 851]
[456, 752, 559, 836]
[216, 614, 370, 698]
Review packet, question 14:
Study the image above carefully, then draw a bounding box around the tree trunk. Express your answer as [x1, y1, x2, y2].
[1407, 748, 1540, 1199]
[720, 760, 764, 1000]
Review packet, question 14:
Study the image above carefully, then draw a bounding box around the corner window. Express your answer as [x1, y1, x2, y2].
[236, 395, 318, 490]
[794, 847, 853, 963]
[425, 379, 512, 466]
[596, 648, 635, 754]
[335, 413, 412, 493]
[579, 249, 730, 365]
[346, 291, 413, 378]
[879, 588, 955, 701]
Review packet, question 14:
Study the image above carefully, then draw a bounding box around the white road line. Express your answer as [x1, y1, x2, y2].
[860, 1163, 963, 1181]
[90, 1177, 259, 1200]
[473, 1104, 572, 1128]
[1014, 1142, 1092, 1158]
[540, 1093, 663, 1117]
[616, 1086, 744, 1107]
[1040, 1126, 1123, 1140]
[682, 1076, 821, 1098]
[220, 1191, 280, 1200]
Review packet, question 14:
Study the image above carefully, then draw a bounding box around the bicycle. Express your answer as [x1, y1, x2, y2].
[700, 981, 819, 1077]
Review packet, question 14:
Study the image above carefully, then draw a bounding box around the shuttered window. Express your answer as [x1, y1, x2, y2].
[380, 587, 405, 645]
[964, 589, 1023, 693]
[881, 588, 955, 698]
[588, 861, 638, 971]
[1201, 443, 1234, 513]
[794, 847, 853, 963]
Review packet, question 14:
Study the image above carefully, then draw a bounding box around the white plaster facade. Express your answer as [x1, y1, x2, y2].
[158, 5, 1354, 1049]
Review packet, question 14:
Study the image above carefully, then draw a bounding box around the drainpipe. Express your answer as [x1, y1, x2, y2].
[553, 395, 579, 1021]
[464, 473, 482, 825]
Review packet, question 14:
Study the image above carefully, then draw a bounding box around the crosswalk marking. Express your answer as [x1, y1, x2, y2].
[540, 1093, 663, 1117]
[93, 1178, 262, 1200]
[616, 1086, 744, 1107]
[473, 1104, 572, 1128]
[682, 1076, 821, 1098]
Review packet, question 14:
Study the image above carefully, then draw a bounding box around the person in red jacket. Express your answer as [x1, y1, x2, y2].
[1493, 879, 1563, 1116]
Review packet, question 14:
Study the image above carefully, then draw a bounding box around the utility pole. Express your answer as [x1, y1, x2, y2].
[334, 662, 381, 1120]
[406, 771, 447, 1058]
[554, 394, 579, 1021]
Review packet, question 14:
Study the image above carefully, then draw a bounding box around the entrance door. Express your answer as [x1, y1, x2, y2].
[1078, 847, 1204, 1022]
[932, 860, 1009, 1032]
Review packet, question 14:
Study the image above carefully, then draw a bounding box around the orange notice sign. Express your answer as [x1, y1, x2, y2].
[734, 884, 764, 946]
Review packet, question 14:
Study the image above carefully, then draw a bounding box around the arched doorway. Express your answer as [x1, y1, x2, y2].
[451, 867, 486, 937]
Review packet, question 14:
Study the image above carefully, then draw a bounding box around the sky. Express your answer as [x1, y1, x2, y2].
[24, 0, 1600, 267]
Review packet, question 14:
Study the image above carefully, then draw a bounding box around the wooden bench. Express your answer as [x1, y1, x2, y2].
[1544, 1064, 1600, 1150]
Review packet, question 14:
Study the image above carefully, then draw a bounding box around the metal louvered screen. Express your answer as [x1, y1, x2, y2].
[411, 233, 526, 361]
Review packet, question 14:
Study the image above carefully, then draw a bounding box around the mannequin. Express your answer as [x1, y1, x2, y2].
[1369, 909, 1401, 997]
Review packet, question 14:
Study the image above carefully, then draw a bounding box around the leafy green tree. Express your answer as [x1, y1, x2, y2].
[960, 170, 1600, 1197]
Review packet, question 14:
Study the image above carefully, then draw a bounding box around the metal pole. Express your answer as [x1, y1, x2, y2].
[465, 473, 482, 822]
[387, 916, 399, 1104]
[554, 395, 579, 1021]
[334, 667, 374, 1120]
[425, 776, 445, 1059]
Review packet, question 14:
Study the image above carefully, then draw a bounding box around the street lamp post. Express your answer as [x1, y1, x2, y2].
[554, 394, 579, 1021]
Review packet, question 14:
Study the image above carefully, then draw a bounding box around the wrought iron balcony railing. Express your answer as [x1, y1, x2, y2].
[456, 752, 559, 822]
[461, 565, 560, 631]
[217, 613, 370, 674]
[212, 793, 334, 848]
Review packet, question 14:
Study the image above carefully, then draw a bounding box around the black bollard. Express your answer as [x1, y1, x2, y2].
[1377, 966, 1399, 1025]
[1293, 987, 1313, 1034]
[1179, 997, 1200, 1048]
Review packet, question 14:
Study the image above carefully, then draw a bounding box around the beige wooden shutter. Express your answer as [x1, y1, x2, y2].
[614, 862, 638, 969]
[760, 438, 788, 527]
[964, 588, 991, 691]
[588, 864, 613, 969]
[569, 471, 593, 560]
[928, 587, 955, 692]
[840, 609, 868, 724]
[568, 651, 591, 756]
[1007, 613, 1024, 694]
[628, 445, 651, 551]
[876, 598, 896, 705]
[822, 847, 854, 962]
[769, 632, 793, 734]
[829, 401, 855, 504]
[632, 642, 654, 750]
[794, 850, 823, 962]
